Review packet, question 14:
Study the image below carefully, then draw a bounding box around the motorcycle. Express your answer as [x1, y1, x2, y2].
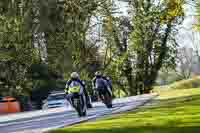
[68, 84, 87, 117]
[96, 87, 112, 108]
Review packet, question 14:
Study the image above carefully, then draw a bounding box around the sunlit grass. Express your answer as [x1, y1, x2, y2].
[49, 88, 200, 133]
[154, 76, 200, 91]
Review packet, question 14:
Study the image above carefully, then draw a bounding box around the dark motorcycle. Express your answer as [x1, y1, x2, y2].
[96, 87, 112, 108]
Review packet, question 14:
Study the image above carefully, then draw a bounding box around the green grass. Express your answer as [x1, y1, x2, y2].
[49, 87, 200, 133]
[155, 76, 200, 91]
[169, 76, 200, 89]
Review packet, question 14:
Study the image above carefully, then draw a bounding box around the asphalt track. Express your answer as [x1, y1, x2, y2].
[0, 94, 157, 133]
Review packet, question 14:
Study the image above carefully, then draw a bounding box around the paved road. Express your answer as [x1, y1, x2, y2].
[0, 94, 157, 133]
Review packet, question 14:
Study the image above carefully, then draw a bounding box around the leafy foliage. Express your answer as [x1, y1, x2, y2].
[124, 0, 185, 94]
[0, 0, 35, 96]
[0, 0, 187, 108]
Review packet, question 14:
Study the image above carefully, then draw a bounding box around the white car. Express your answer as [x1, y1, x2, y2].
[42, 91, 71, 110]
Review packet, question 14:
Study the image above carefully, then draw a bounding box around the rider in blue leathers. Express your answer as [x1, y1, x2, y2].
[65, 72, 92, 108]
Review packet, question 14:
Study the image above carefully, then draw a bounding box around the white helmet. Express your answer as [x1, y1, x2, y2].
[95, 71, 102, 76]
[70, 72, 79, 79]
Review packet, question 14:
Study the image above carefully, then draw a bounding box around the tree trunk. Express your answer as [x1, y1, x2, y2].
[124, 68, 137, 96]
[145, 23, 172, 90]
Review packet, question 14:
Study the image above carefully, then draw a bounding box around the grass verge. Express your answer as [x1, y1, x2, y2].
[155, 76, 200, 91]
[49, 88, 200, 133]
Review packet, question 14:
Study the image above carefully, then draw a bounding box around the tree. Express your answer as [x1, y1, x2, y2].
[195, 0, 200, 30]
[95, 0, 185, 95]
[0, 0, 186, 102]
[28, 0, 106, 76]
[176, 47, 194, 79]
[125, 0, 185, 95]
[0, 0, 36, 97]
[176, 28, 200, 77]
[190, 31, 200, 64]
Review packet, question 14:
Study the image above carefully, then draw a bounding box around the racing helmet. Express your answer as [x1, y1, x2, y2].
[70, 72, 79, 79]
[95, 71, 102, 76]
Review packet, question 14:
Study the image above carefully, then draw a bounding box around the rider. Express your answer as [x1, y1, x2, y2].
[102, 74, 113, 92]
[65, 72, 92, 108]
[92, 72, 112, 104]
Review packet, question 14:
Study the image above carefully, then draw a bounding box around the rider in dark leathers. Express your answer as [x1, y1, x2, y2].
[102, 75, 113, 92]
[92, 72, 112, 107]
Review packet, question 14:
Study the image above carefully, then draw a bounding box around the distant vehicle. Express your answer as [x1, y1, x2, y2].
[0, 96, 21, 114]
[42, 91, 70, 110]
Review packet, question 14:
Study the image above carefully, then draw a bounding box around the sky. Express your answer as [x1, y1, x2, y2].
[177, 3, 200, 49]
[114, 0, 129, 16]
